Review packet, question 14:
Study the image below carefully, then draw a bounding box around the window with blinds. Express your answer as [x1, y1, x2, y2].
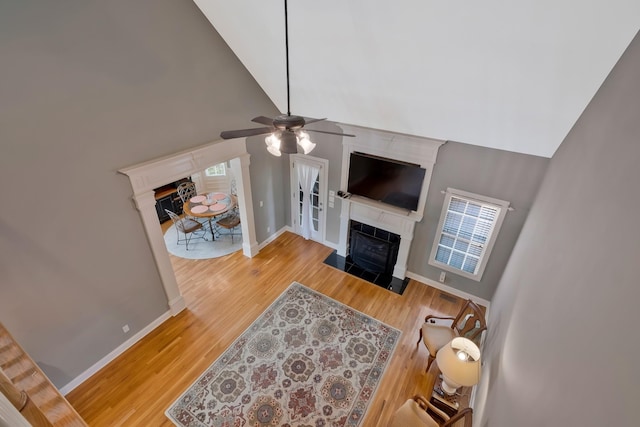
[200, 162, 230, 193]
[205, 163, 226, 177]
[429, 188, 510, 281]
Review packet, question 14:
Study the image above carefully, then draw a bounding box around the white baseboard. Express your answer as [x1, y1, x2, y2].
[261, 226, 338, 251]
[406, 271, 491, 310]
[321, 238, 338, 251]
[258, 226, 293, 250]
[59, 311, 171, 396]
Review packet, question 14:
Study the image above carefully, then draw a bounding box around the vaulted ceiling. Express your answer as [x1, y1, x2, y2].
[194, 0, 639, 158]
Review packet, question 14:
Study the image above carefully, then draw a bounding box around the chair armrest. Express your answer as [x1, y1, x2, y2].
[445, 407, 472, 427]
[412, 395, 430, 410]
[424, 314, 456, 324]
[411, 395, 450, 422]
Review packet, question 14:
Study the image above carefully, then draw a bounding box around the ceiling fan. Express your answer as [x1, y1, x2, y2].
[219, 0, 355, 156]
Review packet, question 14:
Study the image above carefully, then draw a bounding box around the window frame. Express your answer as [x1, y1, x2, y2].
[205, 163, 226, 177]
[428, 188, 510, 281]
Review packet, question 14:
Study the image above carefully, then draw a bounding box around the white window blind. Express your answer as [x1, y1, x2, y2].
[429, 189, 510, 281]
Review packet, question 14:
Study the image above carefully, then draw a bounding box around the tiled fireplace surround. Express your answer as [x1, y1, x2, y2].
[336, 124, 445, 282]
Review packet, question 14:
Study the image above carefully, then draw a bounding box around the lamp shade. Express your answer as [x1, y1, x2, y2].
[265, 133, 282, 157]
[296, 131, 316, 154]
[436, 337, 481, 393]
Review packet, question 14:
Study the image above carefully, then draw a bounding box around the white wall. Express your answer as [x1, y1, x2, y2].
[195, 0, 640, 158]
[476, 30, 640, 427]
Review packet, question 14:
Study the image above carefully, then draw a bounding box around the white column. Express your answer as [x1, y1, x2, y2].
[231, 153, 259, 257]
[132, 191, 186, 315]
[337, 198, 351, 257]
[392, 221, 416, 278]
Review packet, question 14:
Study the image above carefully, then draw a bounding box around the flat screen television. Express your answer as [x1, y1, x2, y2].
[347, 152, 426, 211]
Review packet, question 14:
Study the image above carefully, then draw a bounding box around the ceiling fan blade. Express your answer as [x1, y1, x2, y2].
[302, 117, 327, 125]
[220, 127, 274, 139]
[251, 116, 275, 125]
[305, 129, 356, 137]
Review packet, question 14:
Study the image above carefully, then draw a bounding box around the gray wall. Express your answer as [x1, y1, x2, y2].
[409, 141, 549, 300]
[4, 3, 632, 412]
[246, 136, 288, 244]
[297, 124, 346, 245]
[297, 131, 549, 302]
[476, 30, 640, 426]
[0, 0, 279, 388]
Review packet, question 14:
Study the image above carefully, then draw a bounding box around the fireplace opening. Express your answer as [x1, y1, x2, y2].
[322, 220, 408, 295]
[349, 221, 400, 274]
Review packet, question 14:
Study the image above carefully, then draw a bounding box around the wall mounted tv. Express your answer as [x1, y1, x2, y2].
[347, 152, 426, 211]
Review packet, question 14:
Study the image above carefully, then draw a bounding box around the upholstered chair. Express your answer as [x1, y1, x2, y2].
[390, 395, 472, 427]
[417, 299, 486, 371]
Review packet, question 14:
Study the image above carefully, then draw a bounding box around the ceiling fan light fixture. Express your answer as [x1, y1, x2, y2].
[297, 131, 316, 154]
[267, 145, 282, 157]
[218, 0, 355, 149]
[265, 133, 282, 156]
[280, 131, 298, 154]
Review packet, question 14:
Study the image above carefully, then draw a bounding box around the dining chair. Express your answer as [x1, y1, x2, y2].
[165, 209, 205, 250]
[176, 181, 209, 225]
[176, 181, 197, 203]
[216, 207, 241, 243]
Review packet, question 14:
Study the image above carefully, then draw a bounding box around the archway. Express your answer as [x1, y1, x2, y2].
[118, 138, 258, 315]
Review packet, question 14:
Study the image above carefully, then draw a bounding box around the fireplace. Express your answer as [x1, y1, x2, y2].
[326, 124, 444, 294]
[349, 221, 400, 274]
[324, 220, 409, 295]
[323, 219, 408, 294]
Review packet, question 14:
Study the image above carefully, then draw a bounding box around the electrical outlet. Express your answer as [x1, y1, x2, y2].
[122, 324, 130, 333]
[439, 272, 446, 283]
[267, 226, 271, 233]
[260, 201, 264, 207]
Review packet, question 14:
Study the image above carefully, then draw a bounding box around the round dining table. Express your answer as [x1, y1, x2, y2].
[183, 192, 236, 240]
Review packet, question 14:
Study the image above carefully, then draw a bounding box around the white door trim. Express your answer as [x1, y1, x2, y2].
[290, 154, 328, 244]
[118, 138, 259, 315]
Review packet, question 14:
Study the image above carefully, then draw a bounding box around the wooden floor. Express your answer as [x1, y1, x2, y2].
[66, 231, 472, 426]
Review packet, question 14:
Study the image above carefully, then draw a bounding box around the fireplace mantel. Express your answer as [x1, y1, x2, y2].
[337, 124, 445, 279]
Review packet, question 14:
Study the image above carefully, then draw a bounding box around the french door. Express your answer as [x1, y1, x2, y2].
[290, 154, 328, 243]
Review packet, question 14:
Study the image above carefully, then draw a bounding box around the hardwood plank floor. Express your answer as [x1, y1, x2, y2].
[66, 231, 473, 426]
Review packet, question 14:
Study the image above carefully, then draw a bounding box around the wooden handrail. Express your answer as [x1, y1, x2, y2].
[0, 368, 28, 409]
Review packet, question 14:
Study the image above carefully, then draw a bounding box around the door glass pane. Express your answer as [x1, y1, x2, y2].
[298, 184, 303, 224]
[297, 175, 321, 232]
[312, 174, 319, 231]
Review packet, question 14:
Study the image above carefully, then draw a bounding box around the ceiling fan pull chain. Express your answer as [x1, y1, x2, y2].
[284, 0, 291, 117]
[219, 0, 353, 147]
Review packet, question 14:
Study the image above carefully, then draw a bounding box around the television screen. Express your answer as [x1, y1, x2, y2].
[347, 152, 426, 211]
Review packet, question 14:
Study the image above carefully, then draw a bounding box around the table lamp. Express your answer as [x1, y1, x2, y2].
[435, 337, 481, 395]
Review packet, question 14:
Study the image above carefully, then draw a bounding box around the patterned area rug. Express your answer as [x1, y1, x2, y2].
[166, 282, 401, 427]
